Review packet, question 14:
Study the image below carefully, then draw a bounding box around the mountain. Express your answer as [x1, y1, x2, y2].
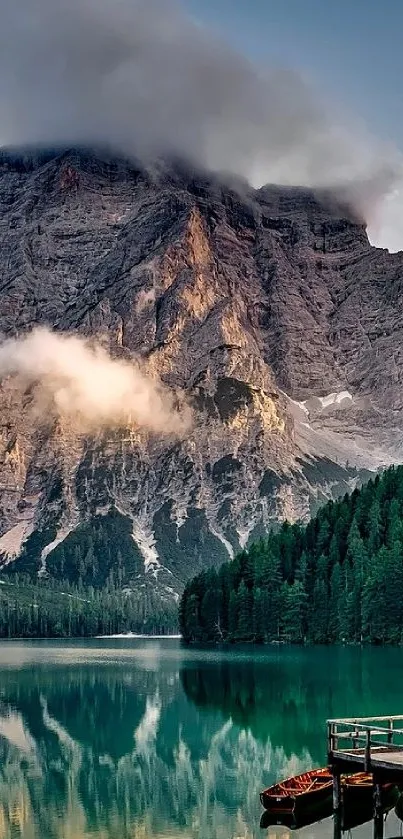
[0, 147, 402, 605]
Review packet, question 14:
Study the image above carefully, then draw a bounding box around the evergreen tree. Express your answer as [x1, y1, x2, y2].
[281, 581, 307, 642]
[328, 562, 344, 641]
[260, 551, 281, 640]
[252, 587, 265, 642]
[201, 584, 222, 642]
[368, 499, 382, 555]
[228, 590, 238, 637]
[236, 580, 252, 640]
[384, 541, 403, 642]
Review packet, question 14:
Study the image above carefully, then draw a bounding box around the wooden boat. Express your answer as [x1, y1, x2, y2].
[259, 768, 333, 814]
[260, 768, 398, 819]
[343, 772, 396, 805]
[260, 783, 400, 834]
[342, 773, 398, 823]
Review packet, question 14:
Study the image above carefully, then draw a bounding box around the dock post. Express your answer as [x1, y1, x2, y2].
[373, 777, 384, 839]
[333, 809, 342, 839]
[365, 727, 371, 772]
[332, 767, 342, 812]
[373, 813, 384, 839]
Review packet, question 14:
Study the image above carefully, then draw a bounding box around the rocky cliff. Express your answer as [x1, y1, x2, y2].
[0, 147, 402, 602]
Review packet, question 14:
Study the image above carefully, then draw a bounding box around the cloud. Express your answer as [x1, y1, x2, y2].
[367, 187, 403, 252]
[0, 0, 401, 249]
[0, 328, 190, 435]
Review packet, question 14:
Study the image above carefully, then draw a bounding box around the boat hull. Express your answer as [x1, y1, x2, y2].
[342, 778, 399, 830]
[260, 769, 398, 823]
[260, 769, 332, 815]
[260, 783, 399, 832]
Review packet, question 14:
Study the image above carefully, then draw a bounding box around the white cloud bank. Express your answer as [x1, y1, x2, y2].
[0, 0, 401, 250]
[0, 328, 190, 435]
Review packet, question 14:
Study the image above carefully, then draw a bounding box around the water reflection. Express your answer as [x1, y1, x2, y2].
[180, 646, 403, 762]
[260, 790, 400, 834]
[0, 642, 402, 838]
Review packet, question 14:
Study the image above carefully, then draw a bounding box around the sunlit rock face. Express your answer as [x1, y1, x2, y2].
[0, 147, 403, 601]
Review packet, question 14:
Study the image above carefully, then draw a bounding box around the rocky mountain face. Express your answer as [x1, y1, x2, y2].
[0, 147, 402, 602]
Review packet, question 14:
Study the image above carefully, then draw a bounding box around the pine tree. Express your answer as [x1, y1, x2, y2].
[386, 499, 402, 547]
[237, 580, 251, 640]
[218, 563, 231, 634]
[328, 534, 340, 568]
[384, 541, 403, 642]
[346, 519, 367, 640]
[368, 499, 382, 555]
[310, 556, 328, 643]
[228, 590, 238, 638]
[362, 548, 387, 643]
[260, 551, 281, 639]
[279, 521, 296, 579]
[252, 587, 265, 642]
[328, 562, 344, 641]
[201, 586, 222, 642]
[316, 516, 330, 557]
[281, 581, 307, 642]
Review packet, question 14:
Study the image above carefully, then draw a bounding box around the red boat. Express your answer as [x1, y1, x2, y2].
[260, 780, 399, 833]
[260, 768, 399, 823]
[260, 768, 333, 814]
[343, 773, 397, 814]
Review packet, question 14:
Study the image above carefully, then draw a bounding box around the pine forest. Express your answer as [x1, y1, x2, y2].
[180, 466, 403, 645]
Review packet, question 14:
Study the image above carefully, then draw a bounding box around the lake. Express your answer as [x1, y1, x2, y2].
[0, 641, 402, 839]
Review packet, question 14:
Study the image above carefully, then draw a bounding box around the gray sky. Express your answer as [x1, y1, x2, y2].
[186, 0, 403, 153]
[0, 0, 401, 249]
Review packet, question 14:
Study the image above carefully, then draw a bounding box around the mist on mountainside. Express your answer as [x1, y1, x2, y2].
[0, 0, 401, 248]
[0, 328, 191, 435]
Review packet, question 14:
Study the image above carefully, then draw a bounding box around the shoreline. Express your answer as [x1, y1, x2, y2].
[95, 633, 182, 639]
[0, 634, 182, 641]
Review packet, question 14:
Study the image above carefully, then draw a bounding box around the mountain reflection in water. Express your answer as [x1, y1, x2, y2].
[0, 641, 402, 838]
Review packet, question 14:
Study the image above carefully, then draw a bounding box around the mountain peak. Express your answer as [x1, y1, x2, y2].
[0, 146, 401, 605]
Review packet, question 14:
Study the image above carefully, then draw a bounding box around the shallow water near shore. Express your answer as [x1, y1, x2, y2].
[0, 640, 402, 838]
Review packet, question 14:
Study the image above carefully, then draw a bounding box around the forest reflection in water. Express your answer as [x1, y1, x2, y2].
[0, 641, 402, 838]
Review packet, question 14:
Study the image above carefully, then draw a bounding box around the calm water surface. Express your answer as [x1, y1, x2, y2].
[0, 641, 402, 839]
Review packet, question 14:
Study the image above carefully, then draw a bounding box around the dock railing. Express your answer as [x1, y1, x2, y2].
[328, 715, 403, 772]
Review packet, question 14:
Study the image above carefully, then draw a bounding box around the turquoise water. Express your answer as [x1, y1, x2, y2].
[0, 641, 402, 838]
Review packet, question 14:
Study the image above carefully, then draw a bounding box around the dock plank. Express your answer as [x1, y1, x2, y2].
[333, 748, 403, 768]
[328, 715, 403, 777]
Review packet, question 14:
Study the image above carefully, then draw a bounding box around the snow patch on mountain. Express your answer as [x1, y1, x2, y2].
[237, 523, 255, 550]
[208, 524, 234, 560]
[162, 585, 180, 603]
[317, 391, 353, 409]
[286, 390, 354, 422]
[132, 522, 161, 577]
[0, 522, 31, 563]
[40, 528, 74, 575]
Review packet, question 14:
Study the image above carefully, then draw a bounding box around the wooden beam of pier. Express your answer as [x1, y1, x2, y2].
[328, 714, 403, 777]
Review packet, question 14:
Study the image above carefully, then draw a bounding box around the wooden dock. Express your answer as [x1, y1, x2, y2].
[328, 715, 403, 775]
[327, 715, 403, 837]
